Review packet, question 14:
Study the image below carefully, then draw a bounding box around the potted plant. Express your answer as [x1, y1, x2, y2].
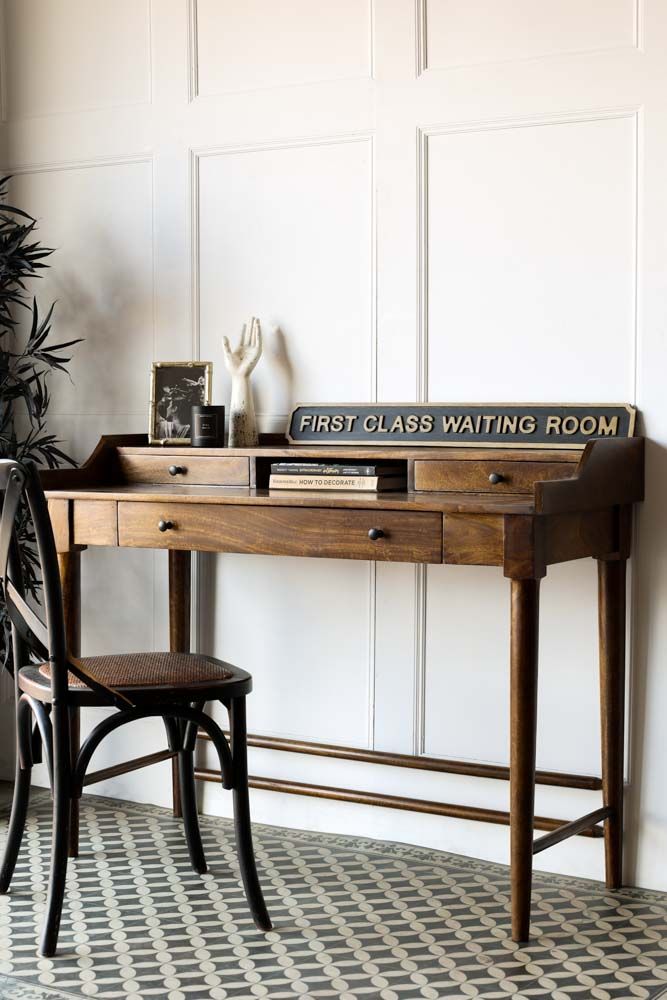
[0, 176, 80, 664]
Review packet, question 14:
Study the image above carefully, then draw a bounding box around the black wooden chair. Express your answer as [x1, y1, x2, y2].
[0, 458, 271, 956]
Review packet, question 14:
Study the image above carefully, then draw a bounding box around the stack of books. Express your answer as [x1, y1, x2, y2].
[269, 462, 406, 492]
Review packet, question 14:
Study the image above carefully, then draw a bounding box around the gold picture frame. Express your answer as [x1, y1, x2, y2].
[149, 361, 213, 445]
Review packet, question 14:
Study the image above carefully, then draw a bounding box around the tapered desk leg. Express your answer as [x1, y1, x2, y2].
[510, 578, 540, 943]
[169, 550, 191, 819]
[59, 551, 81, 858]
[598, 557, 626, 889]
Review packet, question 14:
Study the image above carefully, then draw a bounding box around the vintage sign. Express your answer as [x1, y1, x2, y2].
[287, 404, 637, 448]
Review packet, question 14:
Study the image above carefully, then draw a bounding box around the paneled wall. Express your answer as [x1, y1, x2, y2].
[2, 0, 666, 891]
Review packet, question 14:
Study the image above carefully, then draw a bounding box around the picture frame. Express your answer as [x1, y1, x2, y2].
[149, 361, 213, 445]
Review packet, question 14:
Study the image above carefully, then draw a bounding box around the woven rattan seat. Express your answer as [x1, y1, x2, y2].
[36, 651, 235, 689]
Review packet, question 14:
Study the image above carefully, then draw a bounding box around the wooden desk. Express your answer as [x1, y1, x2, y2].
[42, 433, 644, 942]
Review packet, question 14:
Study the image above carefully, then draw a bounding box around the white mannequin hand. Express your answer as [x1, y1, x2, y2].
[222, 317, 262, 378]
[223, 316, 263, 447]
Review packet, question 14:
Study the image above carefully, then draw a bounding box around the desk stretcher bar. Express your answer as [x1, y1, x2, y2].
[194, 767, 606, 840]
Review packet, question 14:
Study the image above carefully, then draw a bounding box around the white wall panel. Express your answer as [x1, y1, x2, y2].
[11, 160, 154, 417]
[202, 554, 372, 747]
[424, 114, 636, 402]
[423, 562, 600, 774]
[197, 137, 374, 422]
[9, 411, 155, 662]
[4, 0, 151, 119]
[422, 0, 636, 71]
[194, 0, 372, 96]
[373, 563, 419, 754]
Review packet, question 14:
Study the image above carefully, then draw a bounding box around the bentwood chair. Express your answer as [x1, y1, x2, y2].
[0, 458, 271, 956]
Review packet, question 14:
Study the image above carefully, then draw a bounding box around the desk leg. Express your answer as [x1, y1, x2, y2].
[59, 551, 81, 859]
[510, 578, 540, 943]
[169, 550, 191, 818]
[598, 557, 626, 889]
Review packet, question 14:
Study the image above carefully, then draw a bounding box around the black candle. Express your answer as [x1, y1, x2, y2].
[191, 405, 225, 447]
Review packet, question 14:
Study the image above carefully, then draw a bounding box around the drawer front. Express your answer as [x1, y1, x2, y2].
[73, 500, 118, 546]
[118, 453, 249, 486]
[414, 459, 576, 494]
[444, 514, 503, 566]
[118, 502, 443, 563]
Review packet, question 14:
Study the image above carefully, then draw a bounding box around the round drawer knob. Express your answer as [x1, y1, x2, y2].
[168, 465, 185, 476]
[368, 527, 385, 541]
[488, 472, 504, 485]
[158, 519, 174, 532]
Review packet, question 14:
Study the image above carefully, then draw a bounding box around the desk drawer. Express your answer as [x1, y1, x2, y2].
[414, 459, 576, 494]
[118, 454, 249, 486]
[118, 502, 443, 563]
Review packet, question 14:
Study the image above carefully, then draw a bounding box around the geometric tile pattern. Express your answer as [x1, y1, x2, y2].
[0, 976, 78, 999]
[0, 792, 666, 999]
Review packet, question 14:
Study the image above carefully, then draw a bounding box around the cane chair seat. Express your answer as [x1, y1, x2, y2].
[18, 650, 252, 704]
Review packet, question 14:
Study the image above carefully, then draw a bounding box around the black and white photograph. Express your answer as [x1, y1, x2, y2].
[149, 361, 212, 444]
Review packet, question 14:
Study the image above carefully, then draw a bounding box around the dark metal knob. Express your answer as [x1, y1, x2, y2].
[368, 527, 384, 541]
[168, 465, 185, 476]
[158, 520, 174, 532]
[488, 472, 504, 485]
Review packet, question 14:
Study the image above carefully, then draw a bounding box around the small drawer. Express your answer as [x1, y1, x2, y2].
[118, 453, 249, 486]
[73, 500, 118, 546]
[414, 460, 576, 494]
[118, 502, 443, 564]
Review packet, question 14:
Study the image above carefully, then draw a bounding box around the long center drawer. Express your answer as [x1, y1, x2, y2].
[118, 502, 443, 563]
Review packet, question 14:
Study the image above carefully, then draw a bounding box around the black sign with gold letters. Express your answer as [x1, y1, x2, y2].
[287, 404, 637, 449]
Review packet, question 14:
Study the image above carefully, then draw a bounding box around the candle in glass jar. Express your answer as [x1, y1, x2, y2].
[191, 405, 225, 447]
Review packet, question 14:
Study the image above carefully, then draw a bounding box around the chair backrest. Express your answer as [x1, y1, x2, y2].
[0, 458, 134, 709]
[0, 458, 69, 699]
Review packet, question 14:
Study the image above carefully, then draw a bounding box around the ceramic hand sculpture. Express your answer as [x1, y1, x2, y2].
[222, 316, 262, 447]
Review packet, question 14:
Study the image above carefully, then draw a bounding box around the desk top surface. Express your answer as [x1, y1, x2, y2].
[45, 483, 536, 515]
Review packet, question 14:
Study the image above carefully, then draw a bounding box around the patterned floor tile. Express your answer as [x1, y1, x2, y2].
[0, 792, 666, 999]
[0, 971, 79, 998]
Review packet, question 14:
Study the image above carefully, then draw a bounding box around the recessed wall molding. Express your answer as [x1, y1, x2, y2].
[7, 151, 154, 177]
[186, 0, 199, 104]
[413, 564, 427, 757]
[416, 107, 640, 406]
[415, 0, 641, 76]
[191, 130, 376, 160]
[189, 131, 376, 394]
[1, 0, 152, 122]
[8, 152, 156, 357]
[0, 0, 7, 123]
[8, 154, 156, 425]
[367, 562, 378, 750]
[187, 0, 374, 102]
[415, 0, 428, 77]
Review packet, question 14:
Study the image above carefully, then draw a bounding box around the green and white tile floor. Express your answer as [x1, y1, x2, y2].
[0, 788, 665, 999]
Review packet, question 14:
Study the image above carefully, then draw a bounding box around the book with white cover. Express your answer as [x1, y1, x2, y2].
[268, 474, 406, 492]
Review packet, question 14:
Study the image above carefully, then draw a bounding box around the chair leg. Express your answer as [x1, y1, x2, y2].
[40, 706, 71, 958]
[0, 700, 34, 893]
[228, 697, 271, 931]
[68, 707, 80, 859]
[178, 749, 207, 874]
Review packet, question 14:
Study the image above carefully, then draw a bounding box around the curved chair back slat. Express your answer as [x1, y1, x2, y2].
[0, 459, 68, 699]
